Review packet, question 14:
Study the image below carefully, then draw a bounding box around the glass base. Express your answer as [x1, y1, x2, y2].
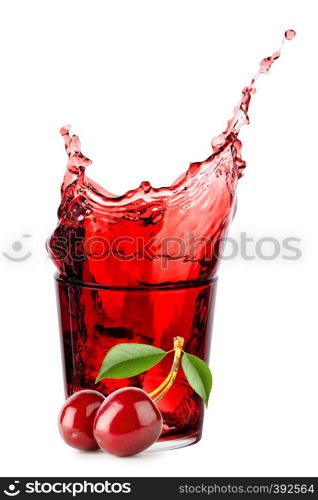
[147, 433, 201, 452]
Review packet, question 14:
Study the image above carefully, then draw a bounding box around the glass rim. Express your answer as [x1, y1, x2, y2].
[54, 273, 217, 292]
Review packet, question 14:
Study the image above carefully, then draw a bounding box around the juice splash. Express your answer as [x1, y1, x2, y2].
[48, 32, 295, 443]
[48, 31, 295, 288]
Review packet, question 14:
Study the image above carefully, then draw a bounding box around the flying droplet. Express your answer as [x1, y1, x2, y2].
[285, 30, 296, 41]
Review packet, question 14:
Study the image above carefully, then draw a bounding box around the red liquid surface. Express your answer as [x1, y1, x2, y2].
[48, 31, 295, 442]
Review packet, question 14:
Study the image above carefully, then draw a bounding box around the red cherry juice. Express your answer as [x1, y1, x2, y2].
[48, 31, 295, 445]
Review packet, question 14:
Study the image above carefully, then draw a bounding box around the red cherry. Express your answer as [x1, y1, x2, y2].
[93, 387, 163, 456]
[58, 390, 105, 451]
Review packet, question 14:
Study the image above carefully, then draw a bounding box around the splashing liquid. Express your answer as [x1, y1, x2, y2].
[49, 32, 295, 443]
[49, 31, 295, 288]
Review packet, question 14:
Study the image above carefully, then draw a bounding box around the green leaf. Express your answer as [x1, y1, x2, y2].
[181, 352, 212, 408]
[95, 343, 167, 382]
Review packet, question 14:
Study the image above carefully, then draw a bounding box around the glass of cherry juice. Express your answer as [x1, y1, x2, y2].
[55, 275, 217, 450]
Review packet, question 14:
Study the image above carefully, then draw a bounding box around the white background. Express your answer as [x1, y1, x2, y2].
[1, 0, 317, 477]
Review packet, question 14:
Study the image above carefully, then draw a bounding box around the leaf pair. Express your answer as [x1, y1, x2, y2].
[95, 343, 212, 407]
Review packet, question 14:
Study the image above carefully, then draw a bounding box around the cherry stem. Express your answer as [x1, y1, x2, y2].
[149, 336, 184, 404]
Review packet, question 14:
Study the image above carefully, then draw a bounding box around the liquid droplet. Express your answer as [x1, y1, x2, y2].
[285, 30, 296, 41]
[140, 181, 152, 193]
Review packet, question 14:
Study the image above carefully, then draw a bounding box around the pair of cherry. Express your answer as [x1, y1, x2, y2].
[59, 388, 162, 457]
